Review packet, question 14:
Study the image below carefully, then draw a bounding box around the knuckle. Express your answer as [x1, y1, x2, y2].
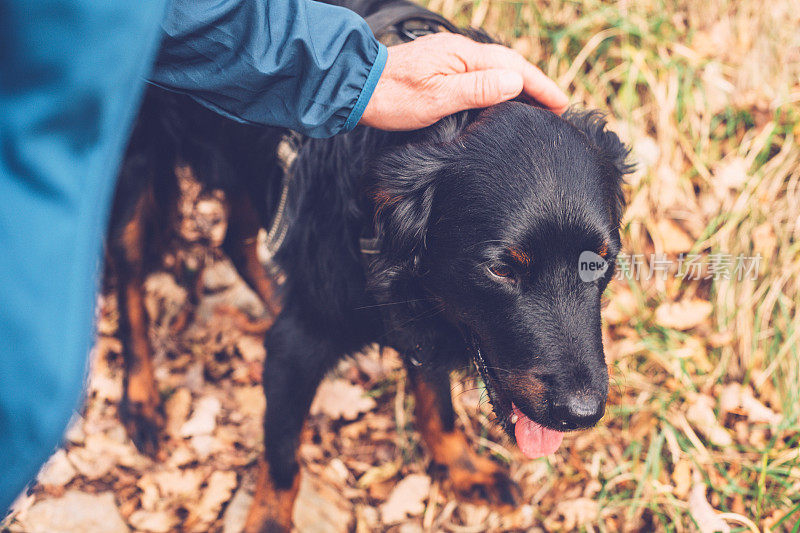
[474, 76, 493, 106]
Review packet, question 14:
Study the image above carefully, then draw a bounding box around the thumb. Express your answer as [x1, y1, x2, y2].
[439, 69, 523, 112]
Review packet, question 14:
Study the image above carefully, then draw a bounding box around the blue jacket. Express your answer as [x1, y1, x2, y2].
[0, 0, 385, 508]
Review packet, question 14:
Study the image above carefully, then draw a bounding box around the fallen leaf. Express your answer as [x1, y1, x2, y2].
[137, 474, 161, 511]
[672, 460, 692, 498]
[222, 477, 254, 533]
[236, 335, 266, 363]
[555, 498, 599, 530]
[688, 481, 731, 533]
[202, 260, 239, 292]
[380, 474, 431, 525]
[655, 299, 713, 330]
[165, 388, 193, 439]
[22, 491, 129, 533]
[687, 395, 733, 447]
[68, 432, 139, 480]
[153, 469, 205, 498]
[719, 383, 781, 426]
[187, 471, 237, 528]
[190, 434, 216, 460]
[129, 510, 176, 533]
[293, 471, 354, 533]
[233, 386, 266, 418]
[751, 223, 777, 259]
[604, 285, 639, 326]
[653, 219, 695, 254]
[714, 157, 748, 190]
[358, 461, 401, 488]
[180, 396, 221, 437]
[311, 379, 376, 421]
[37, 450, 77, 488]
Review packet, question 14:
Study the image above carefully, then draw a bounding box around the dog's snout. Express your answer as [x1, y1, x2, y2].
[551, 390, 605, 430]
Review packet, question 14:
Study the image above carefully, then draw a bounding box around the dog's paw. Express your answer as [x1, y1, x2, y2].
[120, 393, 165, 458]
[443, 450, 521, 507]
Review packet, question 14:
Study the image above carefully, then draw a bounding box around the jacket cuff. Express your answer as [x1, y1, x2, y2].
[342, 43, 388, 133]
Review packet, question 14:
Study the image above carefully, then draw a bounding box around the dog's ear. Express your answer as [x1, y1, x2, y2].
[367, 142, 445, 297]
[564, 109, 634, 226]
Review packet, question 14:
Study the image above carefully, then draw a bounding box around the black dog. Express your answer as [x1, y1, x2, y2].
[107, 1, 631, 530]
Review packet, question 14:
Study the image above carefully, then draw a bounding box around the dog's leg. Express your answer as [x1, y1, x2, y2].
[244, 314, 337, 533]
[114, 198, 165, 457]
[223, 192, 281, 320]
[408, 365, 520, 506]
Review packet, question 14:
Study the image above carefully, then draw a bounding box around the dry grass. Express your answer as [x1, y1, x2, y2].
[3, 1, 799, 532]
[427, 0, 800, 529]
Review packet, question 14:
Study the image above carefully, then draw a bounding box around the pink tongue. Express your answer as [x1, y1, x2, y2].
[512, 404, 564, 459]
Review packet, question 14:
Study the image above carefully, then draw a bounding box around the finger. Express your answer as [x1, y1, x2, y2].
[452, 41, 569, 114]
[436, 69, 523, 114]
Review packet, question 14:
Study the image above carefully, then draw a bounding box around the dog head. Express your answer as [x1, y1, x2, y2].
[369, 102, 632, 457]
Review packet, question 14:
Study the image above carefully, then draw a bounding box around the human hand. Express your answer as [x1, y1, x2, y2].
[359, 32, 568, 131]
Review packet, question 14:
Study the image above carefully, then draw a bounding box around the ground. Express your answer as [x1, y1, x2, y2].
[3, 0, 800, 531]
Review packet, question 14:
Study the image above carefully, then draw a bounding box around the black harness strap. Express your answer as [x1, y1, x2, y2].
[364, 0, 457, 39]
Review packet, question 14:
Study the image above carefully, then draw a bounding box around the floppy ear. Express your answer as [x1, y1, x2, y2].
[366, 142, 444, 298]
[563, 109, 634, 227]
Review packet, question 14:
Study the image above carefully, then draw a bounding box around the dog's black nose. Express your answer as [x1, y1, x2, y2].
[551, 391, 605, 430]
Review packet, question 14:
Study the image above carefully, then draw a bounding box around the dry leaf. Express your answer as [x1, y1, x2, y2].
[233, 386, 266, 418]
[311, 379, 376, 421]
[688, 481, 731, 533]
[655, 299, 713, 330]
[236, 335, 266, 363]
[555, 498, 599, 530]
[22, 491, 129, 533]
[719, 383, 781, 426]
[137, 474, 161, 511]
[37, 450, 77, 488]
[180, 396, 221, 437]
[672, 460, 692, 498]
[358, 461, 401, 488]
[292, 472, 354, 533]
[165, 388, 193, 438]
[604, 285, 639, 326]
[153, 469, 205, 498]
[653, 219, 695, 254]
[129, 510, 176, 533]
[751, 223, 777, 259]
[202, 260, 239, 292]
[380, 474, 431, 525]
[222, 482, 253, 533]
[714, 157, 748, 190]
[190, 434, 216, 460]
[687, 395, 733, 447]
[188, 471, 237, 527]
[68, 432, 142, 480]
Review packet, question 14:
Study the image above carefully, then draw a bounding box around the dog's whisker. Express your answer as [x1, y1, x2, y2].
[378, 304, 445, 339]
[353, 297, 437, 310]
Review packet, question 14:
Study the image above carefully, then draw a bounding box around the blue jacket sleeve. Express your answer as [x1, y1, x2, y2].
[150, 0, 388, 138]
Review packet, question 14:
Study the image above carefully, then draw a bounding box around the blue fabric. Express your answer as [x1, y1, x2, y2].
[151, 0, 387, 138]
[0, 0, 385, 510]
[343, 43, 388, 132]
[0, 0, 170, 508]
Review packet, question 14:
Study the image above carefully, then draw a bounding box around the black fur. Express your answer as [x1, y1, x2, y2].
[108, 0, 632, 499]
[267, 104, 632, 478]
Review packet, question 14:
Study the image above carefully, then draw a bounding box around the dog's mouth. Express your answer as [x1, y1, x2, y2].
[469, 334, 565, 459]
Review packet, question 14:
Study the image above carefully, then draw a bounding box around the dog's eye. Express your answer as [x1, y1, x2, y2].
[488, 264, 517, 283]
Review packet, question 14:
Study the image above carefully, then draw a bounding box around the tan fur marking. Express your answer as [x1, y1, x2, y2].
[411, 377, 518, 507]
[507, 247, 530, 267]
[244, 459, 300, 533]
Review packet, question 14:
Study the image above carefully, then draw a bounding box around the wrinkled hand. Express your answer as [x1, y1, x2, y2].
[359, 33, 568, 130]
